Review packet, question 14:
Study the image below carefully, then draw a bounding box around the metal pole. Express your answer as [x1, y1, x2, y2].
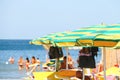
[103, 47, 106, 80]
[82, 68, 85, 80]
[66, 47, 68, 70]
[116, 49, 118, 65]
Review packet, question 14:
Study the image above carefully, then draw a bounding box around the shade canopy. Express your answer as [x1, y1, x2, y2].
[51, 24, 108, 47]
[30, 24, 120, 48]
[30, 32, 66, 45]
[77, 25, 120, 47]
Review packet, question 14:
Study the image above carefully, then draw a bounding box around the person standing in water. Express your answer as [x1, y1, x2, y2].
[8, 56, 14, 64]
[25, 57, 30, 71]
[36, 58, 41, 70]
[18, 56, 24, 70]
[30, 56, 37, 71]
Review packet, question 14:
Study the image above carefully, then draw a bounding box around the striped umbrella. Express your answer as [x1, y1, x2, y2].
[77, 25, 120, 47]
[50, 25, 110, 77]
[30, 32, 66, 51]
[52, 24, 120, 80]
[52, 24, 109, 47]
[75, 25, 120, 80]
[30, 32, 66, 45]
[30, 24, 109, 47]
[51, 36, 81, 47]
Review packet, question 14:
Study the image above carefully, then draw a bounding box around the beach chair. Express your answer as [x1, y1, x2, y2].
[42, 62, 55, 72]
[26, 63, 39, 80]
[33, 72, 60, 80]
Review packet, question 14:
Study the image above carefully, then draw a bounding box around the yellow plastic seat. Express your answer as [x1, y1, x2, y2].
[33, 72, 60, 80]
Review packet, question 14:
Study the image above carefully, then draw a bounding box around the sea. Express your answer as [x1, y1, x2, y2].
[0, 39, 102, 80]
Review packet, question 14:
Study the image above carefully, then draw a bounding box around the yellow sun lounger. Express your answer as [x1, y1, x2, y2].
[33, 72, 60, 80]
[98, 67, 120, 76]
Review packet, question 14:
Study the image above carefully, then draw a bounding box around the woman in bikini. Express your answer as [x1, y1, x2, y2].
[18, 56, 24, 70]
[25, 57, 30, 71]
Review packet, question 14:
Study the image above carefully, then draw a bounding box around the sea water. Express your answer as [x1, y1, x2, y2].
[0, 40, 101, 80]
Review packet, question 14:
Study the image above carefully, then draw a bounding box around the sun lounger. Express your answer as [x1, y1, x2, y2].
[33, 72, 59, 80]
[26, 63, 39, 80]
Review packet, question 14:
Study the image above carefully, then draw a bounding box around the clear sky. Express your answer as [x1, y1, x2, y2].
[0, 0, 120, 39]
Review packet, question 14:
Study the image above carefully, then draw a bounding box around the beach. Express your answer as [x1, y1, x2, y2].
[0, 40, 101, 79]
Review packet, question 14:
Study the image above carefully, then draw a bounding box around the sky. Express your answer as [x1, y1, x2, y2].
[0, 0, 120, 39]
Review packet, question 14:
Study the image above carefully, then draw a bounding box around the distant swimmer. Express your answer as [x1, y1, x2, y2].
[8, 57, 14, 64]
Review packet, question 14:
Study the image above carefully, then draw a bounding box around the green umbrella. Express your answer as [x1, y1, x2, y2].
[30, 32, 67, 51]
[52, 24, 120, 80]
[76, 25, 120, 80]
[30, 32, 66, 45]
[77, 25, 120, 47]
[52, 24, 109, 47]
[51, 36, 81, 47]
[50, 25, 110, 79]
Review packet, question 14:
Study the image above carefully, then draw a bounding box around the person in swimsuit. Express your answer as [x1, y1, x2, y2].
[36, 58, 41, 70]
[8, 56, 14, 64]
[30, 56, 37, 71]
[25, 57, 30, 71]
[68, 53, 74, 66]
[18, 56, 24, 70]
[59, 56, 74, 70]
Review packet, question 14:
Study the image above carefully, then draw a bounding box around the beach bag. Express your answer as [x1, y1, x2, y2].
[78, 55, 96, 68]
[78, 47, 96, 68]
[48, 46, 63, 59]
[90, 47, 98, 57]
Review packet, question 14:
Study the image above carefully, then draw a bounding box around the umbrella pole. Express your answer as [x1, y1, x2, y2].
[116, 49, 118, 65]
[103, 47, 106, 80]
[82, 68, 85, 80]
[66, 47, 69, 70]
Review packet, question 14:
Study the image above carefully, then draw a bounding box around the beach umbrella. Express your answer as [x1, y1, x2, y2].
[50, 24, 110, 80]
[30, 32, 65, 45]
[76, 25, 120, 80]
[52, 24, 120, 80]
[51, 36, 81, 47]
[30, 37, 49, 45]
[30, 24, 109, 47]
[30, 24, 120, 48]
[30, 24, 120, 80]
[30, 32, 68, 50]
[51, 24, 108, 47]
[77, 34, 120, 47]
[49, 24, 120, 80]
[77, 25, 120, 47]
[51, 31, 95, 71]
[51, 31, 94, 47]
